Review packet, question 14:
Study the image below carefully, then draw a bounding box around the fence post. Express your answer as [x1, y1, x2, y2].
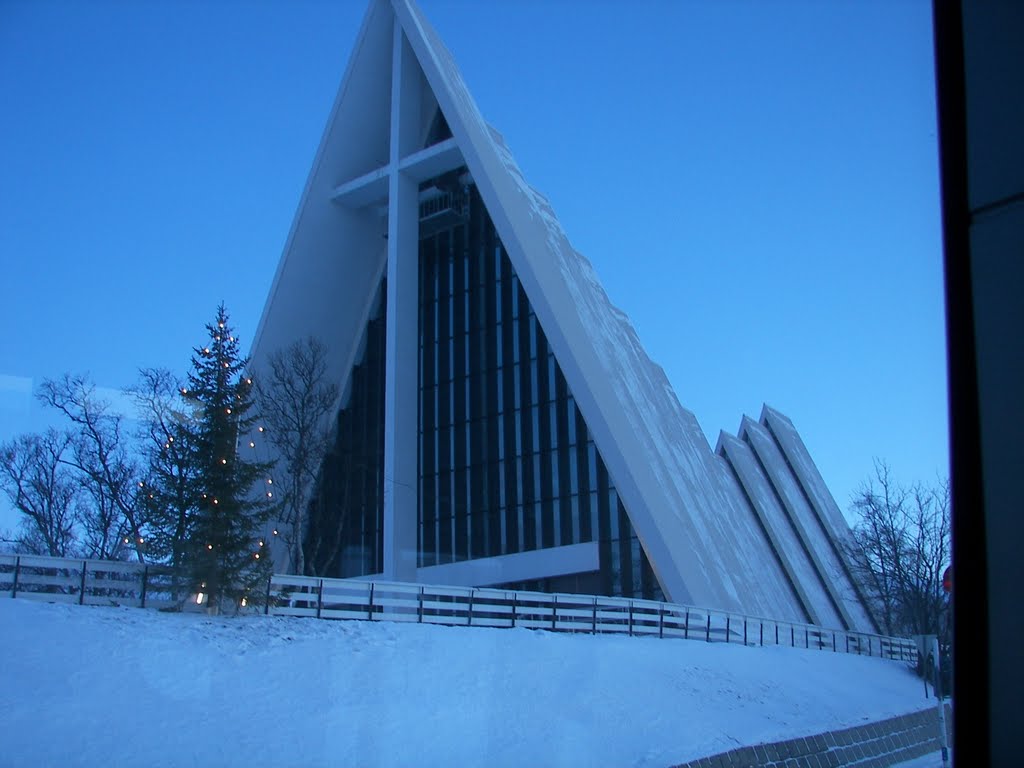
[316, 579, 323, 619]
[725, 616, 730, 643]
[367, 583, 375, 621]
[511, 594, 517, 628]
[592, 597, 597, 634]
[11, 556, 20, 598]
[418, 587, 424, 623]
[790, 626, 795, 647]
[868, 637, 872, 657]
[468, 589, 474, 627]
[264, 576, 273, 615]
[705, 614, 711, 642]
[775, 624, 779, 645]
[659, 605, 664, 639]
[140, 565, 149, 609]
[805, 628, 809, 649]
[833, 632, 837, 652]
[684, 609, 690, 640]
[743, 619, 747, 646]
[628, 601, 634, 636]
[79, 560, 88, 605]
[760, 622, 764, 646]
[551, 595, 557, 631]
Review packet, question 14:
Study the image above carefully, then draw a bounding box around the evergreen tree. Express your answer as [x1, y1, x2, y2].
[181, 304, 275, 610]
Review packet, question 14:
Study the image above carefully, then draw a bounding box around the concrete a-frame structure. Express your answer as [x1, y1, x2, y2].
[250, 0, 878, 633]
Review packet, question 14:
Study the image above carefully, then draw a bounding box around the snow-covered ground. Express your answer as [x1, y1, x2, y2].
[1, 599, 941, 768]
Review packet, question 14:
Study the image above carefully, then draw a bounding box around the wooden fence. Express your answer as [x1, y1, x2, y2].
[267, 573, 918, 663]
[0, 554, 917, 663]
[0, 554, 178, 610]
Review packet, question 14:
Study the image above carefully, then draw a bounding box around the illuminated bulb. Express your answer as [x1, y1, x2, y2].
[223, 362, 229, 369]
[249, 441, 255, 448]
[168, 436, 174, 443]
[138, 537, 144, 544]
[213, 499, 219, 505]
[124, 537, 130, 544]
[258, 427, 264, 433]
[203, 348, 210, 354]
[196, 593, 205, 605]
[148, 494, 154, 499]
[219, 322, 225, 329]
[138, 482, 144, 488]
[258, 540, 264, 547]
[221, 458, 227, 465]
[254, 553, 260, 559]
[240, 597, 247, 607]
[215, 336, 221, 341]
[207, 544, 213, 550]
[229, 336, 234, 342]
[266, 478, 272, 485]
[266, 492, 273, 498]
[245, 378, 252, 385]
[225, 408, 231, 415]
[272, 529, 279, 536]
[202, 494, 207, 499]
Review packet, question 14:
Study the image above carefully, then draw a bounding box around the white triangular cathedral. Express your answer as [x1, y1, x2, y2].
[249, 0, 877, 633]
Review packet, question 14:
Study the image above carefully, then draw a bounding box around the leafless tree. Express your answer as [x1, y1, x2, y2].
[254, 337, 339, 575]
[38, 374, 146, 561]
[846, 460, 951, 641]
[0, 430, 80, 556]
[131, 367, 201, 573]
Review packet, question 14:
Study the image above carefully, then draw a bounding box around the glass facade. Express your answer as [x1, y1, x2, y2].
[306, 176, 663, 600]
[303, 289, 387, 578]
[416, 181, 663, 600]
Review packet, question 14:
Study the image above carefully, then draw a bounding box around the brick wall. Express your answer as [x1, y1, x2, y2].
[671, 704, 952, 768]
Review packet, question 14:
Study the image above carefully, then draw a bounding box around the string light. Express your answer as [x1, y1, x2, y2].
[219, 322, 225, 329]
[258, 427, 265, 433]
[223, 362, 230, 369]
[138, 537, 144, 544]
[249, 441, 255, 448]
[207, 544, 213, 550]
[225, 408, 231, 415]
[258, 540, 264, 547]
[266, 491, 273, 498]
[254, 553, 260, 560]
[245, 378, 252, 385]
[123, 537, 130, 544]
[240, 597, 247, 607]
[196, 593, 205, 605]
[221, 458, 227, 465]
[203, 348, 210, 355]
[272, 529, 279, 536]
[229, 336, 234, 342]
[213, 499, 219, 505]
[181, 387, 188, 395]
[266, 478, 273, 485]
[138, 482, 144, 488]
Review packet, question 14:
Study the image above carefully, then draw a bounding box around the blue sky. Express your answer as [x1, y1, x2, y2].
[0, 0, 946, 532]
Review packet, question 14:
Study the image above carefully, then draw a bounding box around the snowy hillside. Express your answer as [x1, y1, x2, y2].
[1, 599, 939, 768]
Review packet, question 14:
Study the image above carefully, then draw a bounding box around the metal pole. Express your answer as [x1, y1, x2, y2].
[743, 619, 747, 646]
[790, 626, 795, 647]
[264, 575, 272, 615]
[805, 628, 809, 649]
[592, 597, 597, 634]
[705, 614, 711, 642]
[628, 601, 633, 636]
[140, 565, 149, 609]
[467, 589, 474, 627]
[684, 609, 690, 640]
[760, 622, 764, 646]
[368, 583, 375, 620]
[659, 606, 664, 639]
[552, 595, 557, 631]
[511, 594, 517, 628]
[316, 579, 323, 619]
[726, 616, 730, 643]
[929, 635, 951, 767]
[11, 556, 20, 598]
[79, 561, 88, 605]
[418, 587, 424, 623]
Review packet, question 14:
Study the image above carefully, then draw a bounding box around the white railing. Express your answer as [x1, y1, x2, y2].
[266, 573, 918, 663]
[0, 553, 917, 663]
[0, 553, 178, 610]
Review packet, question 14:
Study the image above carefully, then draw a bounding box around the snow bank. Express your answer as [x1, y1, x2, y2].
[0, 599, 932, 768]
